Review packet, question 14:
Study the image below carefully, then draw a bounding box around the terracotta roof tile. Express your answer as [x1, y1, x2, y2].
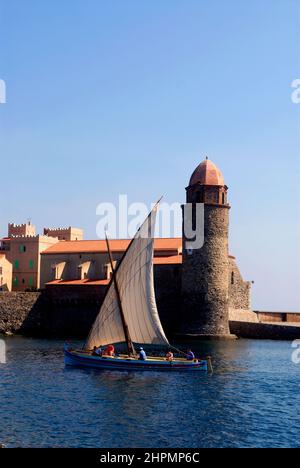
[189, 159, 225, 186]
[46, 279, 110, 286]
[42, 238, 182, 255]
[154, 255, 182, 265]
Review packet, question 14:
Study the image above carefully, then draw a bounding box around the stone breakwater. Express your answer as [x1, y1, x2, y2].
[0, 291, 99, 337]
[0, 292, 44, 335]
[229, 321, 300, 341]
[0, 291, 299, 340]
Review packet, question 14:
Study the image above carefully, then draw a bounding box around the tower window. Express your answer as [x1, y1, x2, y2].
[196, 192, 204, 203]
[231, 272, 235, 285]
[222, 193, 225, 204]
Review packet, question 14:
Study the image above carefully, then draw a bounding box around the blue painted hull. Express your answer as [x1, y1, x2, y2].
[64, 349, 208, 372]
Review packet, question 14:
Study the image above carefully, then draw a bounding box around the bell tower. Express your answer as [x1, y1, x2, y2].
[181, 158, 234, 339]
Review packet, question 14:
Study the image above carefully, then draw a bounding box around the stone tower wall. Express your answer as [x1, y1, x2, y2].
[228, 257, 252, 310]
[182, 204, 230, 335]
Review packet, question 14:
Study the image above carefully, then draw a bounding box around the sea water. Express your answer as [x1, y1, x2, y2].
[0, 336, 299, 448]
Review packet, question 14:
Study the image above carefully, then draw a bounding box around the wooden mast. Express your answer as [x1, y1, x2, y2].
[105, 233, 135, 357]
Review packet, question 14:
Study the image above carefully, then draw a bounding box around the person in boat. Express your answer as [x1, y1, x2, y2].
[92, 346, 103, 357]
[186, 349, 195, 361]
[166, 350, 174, 361]
[139, 347, 147, 361]
[104, 344, 115, 357]
[64, 341, 71, 352]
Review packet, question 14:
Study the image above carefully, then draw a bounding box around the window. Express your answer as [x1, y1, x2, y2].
[14, 260, 20, 269]
[29, 277, 33, 287]
[29, 260, 34, 269]
[13, 277, 19, 286]
[222, 193, 225, 204]
[231, 272, 235, 285]
[196, 191, 204, 203]
[0, 267, 2, 275]
[52, 266, 57, 280]
[19, 245, 26, 253]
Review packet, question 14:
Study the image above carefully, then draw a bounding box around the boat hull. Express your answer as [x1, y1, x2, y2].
[64, 349, 208, 372]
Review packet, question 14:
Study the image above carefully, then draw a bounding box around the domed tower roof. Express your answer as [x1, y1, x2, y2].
[189, 158, 225, 186]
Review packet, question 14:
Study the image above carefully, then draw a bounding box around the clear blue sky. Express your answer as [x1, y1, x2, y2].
[0, 0, 299, 311]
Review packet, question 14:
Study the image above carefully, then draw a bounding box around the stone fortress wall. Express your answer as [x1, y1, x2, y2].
[0, 290, 298, 340]
[228, 257, 252, 310]
[1, 158, 298, 341]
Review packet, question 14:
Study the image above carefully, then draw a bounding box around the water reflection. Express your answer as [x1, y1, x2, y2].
[0, 336, 299, 448]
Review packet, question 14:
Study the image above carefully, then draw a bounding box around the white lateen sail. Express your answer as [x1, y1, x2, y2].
[85, 203, 169, 349]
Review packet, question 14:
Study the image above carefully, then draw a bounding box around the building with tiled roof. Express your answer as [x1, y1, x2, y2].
[0, 157, 253, 340]
[40, 238, 183, 288]
[0, 223, 83, 291]
[41, 238, 182, 256]
[38, 157, 252, 340]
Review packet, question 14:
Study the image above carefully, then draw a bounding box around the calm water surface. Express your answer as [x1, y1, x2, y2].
[0, 337, 299, 448]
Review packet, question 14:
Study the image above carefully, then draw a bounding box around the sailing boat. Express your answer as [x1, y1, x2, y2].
[64, 201, 210, 372]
